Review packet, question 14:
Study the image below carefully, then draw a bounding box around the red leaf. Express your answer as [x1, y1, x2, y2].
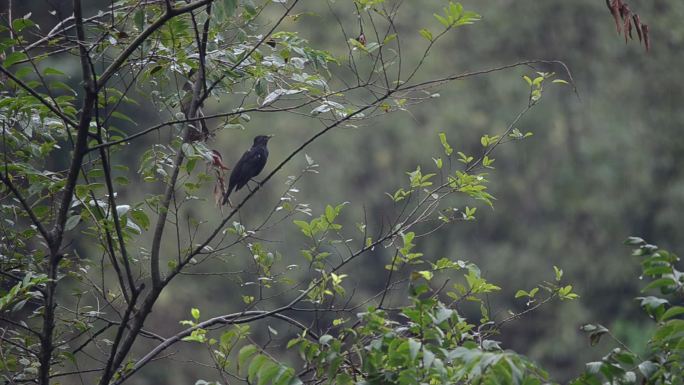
[619, 4, 632, 43]
[210, 150, 230, 170]
[208, 149, 229, 206]
[607, 0, 622, 34]
[642, 24, 650, 52]
[214, 182, 223, 206]
[632, 14, 643, 42]
[357, 33, 367, 46]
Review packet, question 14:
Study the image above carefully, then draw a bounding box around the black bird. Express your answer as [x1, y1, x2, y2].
[222, 135, 273, 205]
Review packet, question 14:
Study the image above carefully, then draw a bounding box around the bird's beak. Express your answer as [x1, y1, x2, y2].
[267, 134, 274, 139]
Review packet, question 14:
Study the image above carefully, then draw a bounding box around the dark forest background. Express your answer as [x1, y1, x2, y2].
[3, 0, 682, 382]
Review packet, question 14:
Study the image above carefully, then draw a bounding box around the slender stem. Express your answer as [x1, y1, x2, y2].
[39, 2, 97, 383]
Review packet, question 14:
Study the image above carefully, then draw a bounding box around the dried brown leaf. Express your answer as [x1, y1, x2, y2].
[607, 0, 622, 34]
[210, 150, 230, 170]
[620, 4, 632, 42]
[642, 24, 650, 52]
[632, 14, 643, 42]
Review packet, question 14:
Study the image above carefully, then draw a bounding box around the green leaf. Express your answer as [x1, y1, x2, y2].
[383, 33, 397, 44]
[433, 157, 443, 169]
[4, 51, 28, 67]
[65, 215, 81, 231]
[223, 0, 238, 17]
[293, 220, 312, 237]
[325, 205, 336, 223]
[434, 13, 449, 27]
[439, 132, 453, 156]
[422, 348, 435, 369]
[286, 338, 301, 349]
[638, 361, 658, 379]
[12, 17, 36, 32]
[110, 111, 137, 125]
[43, 67, 65, 76]
[134, 10, 145, 30]
[319, 334, 333, 345]
[130, 210, 150, 230]
[238, 344, 258, 373]
[553, 266, 563, 281]
[274, 368, 295, 385]
[419, 28, 433, 41]
[661, 306, 684, 321]
[258, 361, 280, 385]
[523, 75, 532, 86]
[586, 361, 602, 374]
[642, 277, 677, 292]
[625, 236, 645, 245]
[408, 338, 420, 360]
[248, 354, 270, 382]
[191, 308, 200, 320]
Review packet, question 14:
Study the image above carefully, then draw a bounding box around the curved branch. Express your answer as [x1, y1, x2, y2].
[114, 310, 317, 384]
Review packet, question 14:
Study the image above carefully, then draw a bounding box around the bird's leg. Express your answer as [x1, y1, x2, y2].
[246, 179, 263, 192]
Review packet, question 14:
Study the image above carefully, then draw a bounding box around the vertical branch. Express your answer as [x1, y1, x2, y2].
[149, 151, 186, 288]
[149, 4, 213, 288]
[151, 2, 216, 287]
[88, 51, 137, 302]
[98, 144, 137, 296]
[8, 0, 14, 42]
[40, 1, 97, 383]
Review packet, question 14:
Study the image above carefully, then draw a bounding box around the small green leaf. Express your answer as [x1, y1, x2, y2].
[223, 0, 238, 17]
[407, 338, 421, 360]
[553, 266, 563, 281]
[419, 28, 433, 41]
[238, 345, 258, 372]
[4, 51, 28, 67]
[439, 132, 453, 156]
[661, 306, 684, 321]
[638, 361, 658, 379]
[43, 67, 65, 76]
[65, 215, 81, 231]
[523, 75, 532, 86]
[258, 361, 280, 385]
[248, 354, 270, 382]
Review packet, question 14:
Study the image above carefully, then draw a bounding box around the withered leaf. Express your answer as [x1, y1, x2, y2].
[620, 4, 632, 42]
[642, 24, 650, 52]
[607, 0, 622, 34]
[210, 150, 230, 170]
[632, 14, 643, 42]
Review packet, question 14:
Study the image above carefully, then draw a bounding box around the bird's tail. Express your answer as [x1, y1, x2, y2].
[222, 187, 233, 206]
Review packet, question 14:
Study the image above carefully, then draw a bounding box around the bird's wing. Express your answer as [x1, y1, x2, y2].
[230, 148, 267, 190]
